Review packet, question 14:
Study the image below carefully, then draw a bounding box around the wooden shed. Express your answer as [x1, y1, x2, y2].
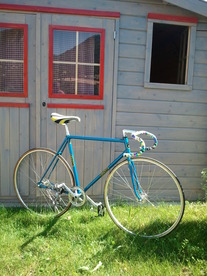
[0, 0, 207, 205]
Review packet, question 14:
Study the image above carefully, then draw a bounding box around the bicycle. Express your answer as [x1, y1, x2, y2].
[14, 112, 185, 238]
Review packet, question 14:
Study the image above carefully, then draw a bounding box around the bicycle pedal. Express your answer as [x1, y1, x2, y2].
[97, 204, 105, 217]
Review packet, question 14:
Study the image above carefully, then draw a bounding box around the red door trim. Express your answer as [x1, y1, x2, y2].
[0, 102, 29, 108]
[47, 103, 104, 109]
[0, 3, 120, 18]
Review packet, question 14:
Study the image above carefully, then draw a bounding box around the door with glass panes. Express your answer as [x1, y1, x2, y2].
[0, 13, 36, 203]
[39, 14, 118, 200]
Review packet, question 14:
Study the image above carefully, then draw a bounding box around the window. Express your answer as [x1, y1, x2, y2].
[145, 14, 198, 90]
[150, 23, 188, 84]
[0, 23, 28, 97]
[49, 26, 105, 99]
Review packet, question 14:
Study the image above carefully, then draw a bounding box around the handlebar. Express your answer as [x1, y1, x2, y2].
[122, 129, 158, 156]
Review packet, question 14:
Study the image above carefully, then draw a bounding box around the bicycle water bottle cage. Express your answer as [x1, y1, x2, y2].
[123, 129, 158, 156]
[51, 113, 81, 125]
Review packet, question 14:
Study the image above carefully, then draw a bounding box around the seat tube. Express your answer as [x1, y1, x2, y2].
[68, 140, 80, 187]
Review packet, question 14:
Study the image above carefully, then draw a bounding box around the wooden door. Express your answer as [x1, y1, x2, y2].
[39, 14, 117, 200]
[0, 12, 36, 204]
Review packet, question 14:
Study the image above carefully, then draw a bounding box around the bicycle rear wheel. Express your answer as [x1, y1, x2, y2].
[14, 148, 75, 217]
[104, 157, 185, 238]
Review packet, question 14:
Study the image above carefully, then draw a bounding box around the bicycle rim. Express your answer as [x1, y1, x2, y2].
[104, 157, 185, 238]
[14, 148, 75, 217]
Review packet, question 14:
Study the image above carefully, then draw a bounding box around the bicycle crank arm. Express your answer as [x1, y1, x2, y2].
[86, 195, 103, 208]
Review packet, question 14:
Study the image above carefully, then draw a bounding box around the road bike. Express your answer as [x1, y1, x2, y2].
[14, 113, 185, 238]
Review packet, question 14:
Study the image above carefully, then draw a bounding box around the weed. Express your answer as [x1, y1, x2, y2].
[201, 169, 207, 201]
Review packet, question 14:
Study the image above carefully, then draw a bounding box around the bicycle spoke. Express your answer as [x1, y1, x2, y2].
[104, 157, 185, 238]
[14, 148, 74, 217]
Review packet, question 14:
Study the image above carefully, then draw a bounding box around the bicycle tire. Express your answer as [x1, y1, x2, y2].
[14, 148, 75, 217]
[104, 157, 185, 238]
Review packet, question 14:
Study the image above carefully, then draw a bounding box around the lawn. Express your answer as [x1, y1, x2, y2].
[0, 202, 206, 275]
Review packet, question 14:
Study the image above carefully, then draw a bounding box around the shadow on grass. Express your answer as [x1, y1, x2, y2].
[20, 216, 60, 250]
[16, 206, 207, 265]
[97, 219, 207, 264]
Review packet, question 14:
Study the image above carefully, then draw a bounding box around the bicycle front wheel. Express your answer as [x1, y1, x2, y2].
[14, 148, 75, 217]
[104, 157, 185, 238]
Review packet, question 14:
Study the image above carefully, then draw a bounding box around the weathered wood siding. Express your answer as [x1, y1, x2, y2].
[0, 12, 36, 204]
[0, 0, 207, 203]
[0, 107, 29, 204]
[115, 1, 207, 201]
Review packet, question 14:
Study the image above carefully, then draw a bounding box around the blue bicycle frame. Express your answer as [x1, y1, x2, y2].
[39, 134, 142, 200]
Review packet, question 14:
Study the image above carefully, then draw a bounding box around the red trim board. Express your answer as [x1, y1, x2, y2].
[148, 13, 198, 24]
[47, 103, 104, 109]
[0, 102, 29, 108]
[0, 3, 120, 18]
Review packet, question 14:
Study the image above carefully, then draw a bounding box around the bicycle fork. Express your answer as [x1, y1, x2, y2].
[128, 158, 145, 201]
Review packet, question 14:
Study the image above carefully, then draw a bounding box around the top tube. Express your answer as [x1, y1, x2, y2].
[67, 135, 125, 144]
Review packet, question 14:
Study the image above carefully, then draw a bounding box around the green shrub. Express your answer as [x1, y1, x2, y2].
[201, 168, 207, 201]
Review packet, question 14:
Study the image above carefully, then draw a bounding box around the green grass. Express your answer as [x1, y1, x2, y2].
[0, 202, 206, 275]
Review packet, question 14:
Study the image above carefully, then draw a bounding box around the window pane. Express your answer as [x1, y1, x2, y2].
[53, 30, 76, 62]
[150, 23, 188, 84]
[51, 28, 103, 98]
[0, 27, 24, 93]
[78, 32, 100, 64]
[0, 62, 23, 92]
[53, 63, 75, 95]
[78, 65, 99, 95]
[0, 28, 24, 60]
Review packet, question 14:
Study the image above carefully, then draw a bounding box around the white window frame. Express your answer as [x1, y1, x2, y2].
[144, 14, 197, 91]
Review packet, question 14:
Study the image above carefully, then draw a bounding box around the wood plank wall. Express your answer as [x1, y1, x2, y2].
[0, 12, 35, 205]
[0, 107, 29, 204]
[115, 1, 207, 201]
[0, 0, 207, 203]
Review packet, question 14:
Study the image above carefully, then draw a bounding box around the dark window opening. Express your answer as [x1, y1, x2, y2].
[150, 23, 189, 85]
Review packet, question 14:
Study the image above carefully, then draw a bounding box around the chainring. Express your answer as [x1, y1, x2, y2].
[68, 186, 86, 207]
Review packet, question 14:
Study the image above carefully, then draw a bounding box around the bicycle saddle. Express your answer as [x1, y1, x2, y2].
[51, 113, 81, 125]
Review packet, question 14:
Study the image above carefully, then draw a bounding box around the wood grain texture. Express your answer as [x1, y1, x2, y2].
[0, 0, 207, 202]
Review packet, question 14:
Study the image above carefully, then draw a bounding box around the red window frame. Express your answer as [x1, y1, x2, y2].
[49, 25, 105, 100]
[148, 13, 198, 24]
[0, 23, 28, 98]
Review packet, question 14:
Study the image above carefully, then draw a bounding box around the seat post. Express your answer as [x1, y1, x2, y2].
[64, 124, 70, 136]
